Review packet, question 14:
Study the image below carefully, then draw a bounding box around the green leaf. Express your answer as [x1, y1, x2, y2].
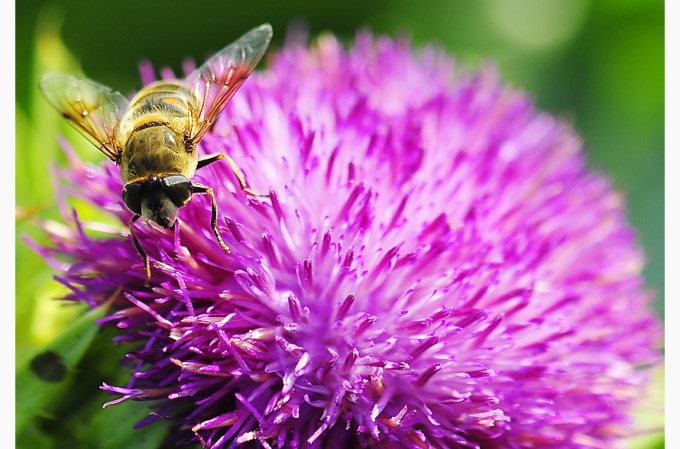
[80, 400, 173, 449]
[15, 419, 56, 449]
[16, 300, 111, 434]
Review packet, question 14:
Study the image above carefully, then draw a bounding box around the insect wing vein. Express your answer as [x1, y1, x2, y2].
[184, 24, 272, 141]
[39, 73, 128, 162]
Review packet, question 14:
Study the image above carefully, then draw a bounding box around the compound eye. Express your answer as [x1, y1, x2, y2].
[122, 182, 142, 215]
[162, 175, 192, 207]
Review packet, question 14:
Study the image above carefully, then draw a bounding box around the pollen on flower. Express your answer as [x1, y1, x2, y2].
[28, 28, 661, 449]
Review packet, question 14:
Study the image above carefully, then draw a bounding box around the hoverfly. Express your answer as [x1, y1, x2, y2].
[39, 24, 272, 282]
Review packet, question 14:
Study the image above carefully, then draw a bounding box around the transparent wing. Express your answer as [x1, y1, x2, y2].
[184, 23, 272, 142]
[39, 73, 129, 162]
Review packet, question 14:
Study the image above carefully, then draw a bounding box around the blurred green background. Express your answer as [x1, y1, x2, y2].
[16, 0, 664, 448]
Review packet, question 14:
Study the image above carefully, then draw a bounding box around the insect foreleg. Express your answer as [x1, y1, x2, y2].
[192, 183, 231, 254]
[129, 214, 151, 284]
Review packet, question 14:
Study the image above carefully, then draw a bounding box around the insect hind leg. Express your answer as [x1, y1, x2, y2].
[197, 153, 268, 197]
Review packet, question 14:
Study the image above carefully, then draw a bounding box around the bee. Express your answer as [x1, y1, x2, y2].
[39, 24, 273, 282]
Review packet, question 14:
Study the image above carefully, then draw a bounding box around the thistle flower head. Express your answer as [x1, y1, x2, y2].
[30, 31, 661, 449]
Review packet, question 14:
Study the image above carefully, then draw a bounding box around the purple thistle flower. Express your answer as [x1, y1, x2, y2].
[29, 30, 661, 449]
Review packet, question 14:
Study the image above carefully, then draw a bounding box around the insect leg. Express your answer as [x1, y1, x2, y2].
[197, 153, 267, 197]
[129, 214, 151, 284]
[196, 153, 226, 170]
[192, 183, 231, 254]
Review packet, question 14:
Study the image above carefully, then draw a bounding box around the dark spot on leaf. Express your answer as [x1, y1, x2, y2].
[30, 351, 67, 383]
